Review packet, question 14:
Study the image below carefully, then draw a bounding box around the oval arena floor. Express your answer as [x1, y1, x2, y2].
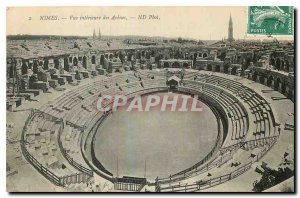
[93, 92, 218, 181]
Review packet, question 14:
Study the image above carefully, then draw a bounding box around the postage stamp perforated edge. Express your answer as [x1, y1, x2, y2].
[247, 6, 294, 36]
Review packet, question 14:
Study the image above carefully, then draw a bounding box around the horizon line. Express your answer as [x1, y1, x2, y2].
[6, 33, 294, 41]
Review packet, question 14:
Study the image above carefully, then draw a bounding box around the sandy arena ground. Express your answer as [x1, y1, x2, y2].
[93, 92, 218, 181]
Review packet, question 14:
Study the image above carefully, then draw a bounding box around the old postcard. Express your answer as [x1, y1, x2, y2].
[6, 6, 295, 192]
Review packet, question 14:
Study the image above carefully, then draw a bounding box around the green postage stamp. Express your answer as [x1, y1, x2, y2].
[247, 6, 294, 35]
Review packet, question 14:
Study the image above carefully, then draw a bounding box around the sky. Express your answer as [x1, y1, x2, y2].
[6, 6, 292, 40]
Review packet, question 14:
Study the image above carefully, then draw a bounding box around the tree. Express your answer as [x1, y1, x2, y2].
[178, 37, 183, 43]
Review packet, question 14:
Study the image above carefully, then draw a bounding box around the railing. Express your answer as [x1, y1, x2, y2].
[33, 108, 61, 121]
[156, 136, 278, 192]
[156, 150, 234, 186]
[60, 172, 91, 186]
[80, 110, 115, 183]
[237, 87, 278, 136]
[21, 109, 62, 186]
[62, 149, 94, 176]
[57, 124, 94, 176]
[20, 109, 92, 187]
[21, 144, 62, 186]
[37, 109, 94, 177]
[90, 114, 114, 177]
[138, 181, 147, 192]
[220, 135, 279, 153]
[156, 135, 279, 188]
[113, 176, 147, 192]
[65, 120, 86, 131]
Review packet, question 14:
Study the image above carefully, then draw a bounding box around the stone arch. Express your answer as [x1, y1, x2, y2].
[237, 56, 242, 63]
[91, 55, 96, 64]
[114, 52, 118, 58]
[151, 50, 155, 57]
[275, 58, 281, 70]
[43, 59, 49, 70]
[173, 50, 180, 59]
[28, 75, 38, 88]
[215, 65, 220, 72]
[100, 55, 105, 65]
[223, 64, 229, 74]
[8, 65, 14, 78]
[281, 60, 285, 70]
[287, 86, 293, 99]
[172, 62, 180, 68]
[83, 56, 87, 69]
[127, 53, 132, 61]
[149, 64, 153, 70]
[259, 76, 265, 84]
[285, 60, 290, 71]
[183, 62, 189, 68]
[203, 53, 208, 58]
[118, 52, 123, 60]
[281, 82, 287, 94]
[245, 57, 251, 68]
[145, 52, 151, 59]
[184, 52, 189, 60]
[274, 78, 282, 91]
[33, 61, 38, 74]
[252, 71, 259, 81]
[22, 62, 28, 75]
[64, 58, 69, 72]
[163, 62, 170, 68]
[234, 55, 238, 62]
[109, 54, 113, 59]
[270, 58, 275, 66]
[28, 62, 32, 70]
[231, 67, 237, 75]
[155, 56, 160, 65]
[219, 52, 226, 61]
[267, 75, 274, 87]
[136, 51, 141, 59]
[73, 57, 78, 66]
[54, 59, 59, 69]
[207, 64, 212, 71]
[242, 58, 246, 65]
[193, 53, 198, 64]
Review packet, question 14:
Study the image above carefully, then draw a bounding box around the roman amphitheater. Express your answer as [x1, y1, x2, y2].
[6, 36, 294, 192]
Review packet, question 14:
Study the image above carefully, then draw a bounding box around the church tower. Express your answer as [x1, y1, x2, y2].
[93, 28, 96, 39]
[228, 14, 234, 42]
